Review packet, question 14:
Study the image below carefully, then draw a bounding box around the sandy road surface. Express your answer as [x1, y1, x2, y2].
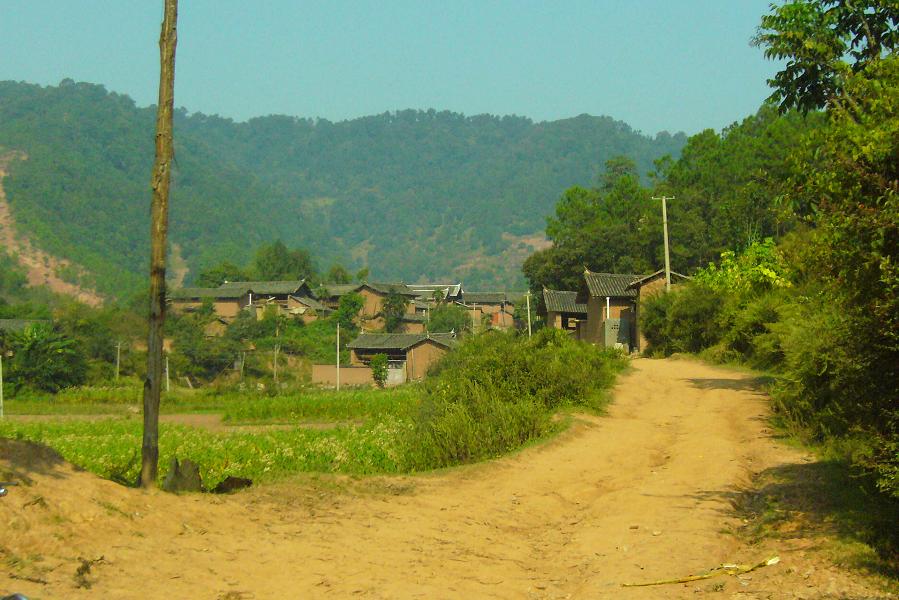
[2, 358, 892, 599]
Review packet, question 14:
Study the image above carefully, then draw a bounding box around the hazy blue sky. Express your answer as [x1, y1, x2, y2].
[1, 1, 782, 135]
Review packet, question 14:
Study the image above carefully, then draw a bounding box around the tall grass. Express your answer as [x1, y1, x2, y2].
[405, 329, 627, 469]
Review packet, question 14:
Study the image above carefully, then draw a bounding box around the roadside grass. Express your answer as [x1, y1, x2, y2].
[732, 455, 899, 588]
[0, 417, 413, 487]
[1, 331, 628, 486]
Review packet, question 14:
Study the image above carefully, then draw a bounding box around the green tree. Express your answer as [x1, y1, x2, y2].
[194, 261, 247, 287]
[754, 0, 899, 111]
[252, 240, 318, 282]
[326, 263, 351, 284]
[428, 303, 471, 334]
[370, 353, 388, 388]
[7, 323, 87, 392]
[381, 290, 409, 332]
[333, 292, 364, 330]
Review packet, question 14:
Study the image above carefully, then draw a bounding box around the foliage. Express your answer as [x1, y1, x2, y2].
[4, 323, 87, 393]
[0, 418, 411, 485]
[405, 329, 627, 469]
[0, 81, 686, 296]
[639, 284, 727, 356]
[326, 263, 351, 284]
[427, 303, 471, 333]
[381, 290, 408, 332]
[194, 261, 247, 287]
[692, 238, 792, 295]
[252, 240, 318, 282]
[369, 353, 389, 388]
[333, 293, 364, 330]
[754, 0, 899, 112]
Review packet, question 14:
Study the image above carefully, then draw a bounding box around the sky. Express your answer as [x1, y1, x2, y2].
[0, 1, 784, 136]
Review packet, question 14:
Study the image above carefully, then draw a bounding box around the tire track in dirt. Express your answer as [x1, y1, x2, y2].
[2, 358, 893, 599]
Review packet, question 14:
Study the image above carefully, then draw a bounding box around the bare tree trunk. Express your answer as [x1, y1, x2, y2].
[141, 0, 178, 489]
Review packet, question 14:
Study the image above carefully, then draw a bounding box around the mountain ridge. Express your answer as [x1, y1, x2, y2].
[0, 79, 687, 299]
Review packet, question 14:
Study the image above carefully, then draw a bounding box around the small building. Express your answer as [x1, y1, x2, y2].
[319, 282, 419, 329]
[542, 289, 587, 332]
[579, 270, 641, 350]
[347, 332, 458, 381]
[407, 283, 464, 303]
[462, 292, 516, 330]
[169, 286, 252, 320]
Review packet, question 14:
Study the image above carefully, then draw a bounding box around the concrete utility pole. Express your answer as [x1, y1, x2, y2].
[653, 196, 675, 292]
[526, 291, 532, 338]
[115, 341, 121, 382]
[336, 322, 341, 391]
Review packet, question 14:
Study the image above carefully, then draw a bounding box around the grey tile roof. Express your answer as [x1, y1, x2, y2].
[321, 282, 419, 298]
[543, 289, 588, 315]
[170, 286, 249, 300]
[0, 319, 49, 332]
[626, 269, 692, 289]
[583, 271, 640, 298]
[219, 280, 306, 296]
[347, 332, 458, 351]
[463, 291, 515, 305]
[290, 295, 327, 311]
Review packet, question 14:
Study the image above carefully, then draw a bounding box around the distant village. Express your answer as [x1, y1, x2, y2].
[167, 267, 688, 386]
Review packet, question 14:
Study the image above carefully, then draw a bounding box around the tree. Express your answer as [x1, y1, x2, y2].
[6, 323, 86, 393]
[194, 261, 246, 287]
[326, 263, 351, 284]
[252, 240, 318, 281]
[141, 0, 178, 489]
[382, 291, 409, 332]
[370, 353, 388, 388]
[333, 292, 364, 330]
[754, 0, 899, 112]
[428, 303, 471, 334]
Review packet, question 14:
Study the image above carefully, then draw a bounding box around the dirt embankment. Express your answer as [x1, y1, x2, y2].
[0, 151, 104, 306]
[1, 359, 894, 599]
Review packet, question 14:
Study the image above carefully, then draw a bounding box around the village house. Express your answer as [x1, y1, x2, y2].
[346, 332, 458, 381]
[462, 292, 516, 330]
[169, 279, 322, 324]
[579, 270, 641, 351]
[318, 282, 419, 330]
[407, 283, 464, 303]
[542, 289, 587, 332]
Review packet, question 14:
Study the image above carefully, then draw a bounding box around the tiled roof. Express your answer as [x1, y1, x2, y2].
[320, 283, 361, 298]
[0, 319, 48, 332]
[290, 295, 327, 311]
[407, 283, 463, 299]
[347, 332, 458, 351]
[368, 282, 419, 297]
[626, 269, 692, 289]
[583, 271, 640, 298]
[170, 287, 249, 300]
[219, 280, 306, 296]
[321, 282, 419, 298]
[543, 289, 588, 315]
[464, 291, 514, 305]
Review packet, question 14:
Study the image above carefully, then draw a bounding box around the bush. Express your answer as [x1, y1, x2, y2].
[370, 353, 388, 388]
[5, 323, 87, 393]
[639, 284, 726, 355]
[405, 329, 626, 469]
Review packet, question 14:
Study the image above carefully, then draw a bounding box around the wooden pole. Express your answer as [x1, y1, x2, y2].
[141, 0, 178, 489]
[0, 354, 4, 420]
[526, 291, 532, 338]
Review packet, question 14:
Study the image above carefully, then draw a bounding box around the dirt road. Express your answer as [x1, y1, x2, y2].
[2, 359, 892, 598]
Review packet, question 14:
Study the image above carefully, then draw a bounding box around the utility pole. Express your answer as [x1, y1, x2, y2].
[0, 353, 4, 420]
[141, 0, 178, 489]
[165, 354, 170, 393]
[336, 321, 341, 391]
[115, 341, 121, 382]
[653, 196, 675, 292]
[526, 291, 532, 338]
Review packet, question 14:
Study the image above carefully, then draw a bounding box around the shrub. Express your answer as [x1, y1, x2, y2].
[6, 323, 87, 393]
[370, 353, 388, 388]
[405, 329, 626, 469]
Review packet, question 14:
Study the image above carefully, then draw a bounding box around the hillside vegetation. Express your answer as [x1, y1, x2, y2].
[0, 80, 685, 297]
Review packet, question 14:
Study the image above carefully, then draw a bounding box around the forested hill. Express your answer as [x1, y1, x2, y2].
[0, 79, 686, 297]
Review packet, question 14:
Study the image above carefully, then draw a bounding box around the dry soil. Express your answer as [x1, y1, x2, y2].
[1, 358, 894, 599]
